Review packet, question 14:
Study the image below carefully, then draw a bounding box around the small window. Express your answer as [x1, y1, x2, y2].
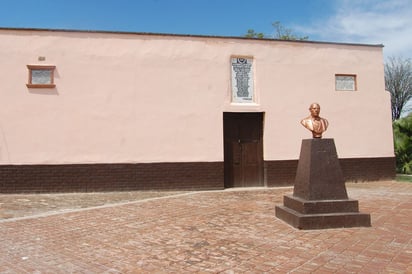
[335, 74, 356, 91]
[27, 65, 56, 88]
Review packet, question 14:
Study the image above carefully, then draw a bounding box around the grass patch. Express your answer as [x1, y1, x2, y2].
[396, 174, 412, 182]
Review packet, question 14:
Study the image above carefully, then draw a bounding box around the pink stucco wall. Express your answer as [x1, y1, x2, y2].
[0, 29, 393, 164]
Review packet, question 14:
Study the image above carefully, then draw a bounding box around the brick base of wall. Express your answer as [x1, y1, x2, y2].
[0, 157, 395, 193]
[265, 157, 396, 187]
[265, 160, 298, 187]
[0, 162, 224, 193]
[339, 157, 396, 182]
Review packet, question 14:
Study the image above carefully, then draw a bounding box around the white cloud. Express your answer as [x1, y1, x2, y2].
[295, 0, 412, 58]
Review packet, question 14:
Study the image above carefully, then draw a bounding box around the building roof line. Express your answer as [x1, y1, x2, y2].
[0, 27, 384, 48]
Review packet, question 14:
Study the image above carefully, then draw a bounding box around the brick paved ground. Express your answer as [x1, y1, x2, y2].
[0, 181, 411, 273]
[0, 191, 187, 220]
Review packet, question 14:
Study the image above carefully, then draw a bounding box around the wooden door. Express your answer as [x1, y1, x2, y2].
[224, 112, 264, 188]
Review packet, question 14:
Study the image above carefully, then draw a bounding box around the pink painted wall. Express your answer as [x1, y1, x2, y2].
[0, 29, 393, 164]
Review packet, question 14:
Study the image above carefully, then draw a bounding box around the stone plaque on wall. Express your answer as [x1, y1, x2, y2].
[231, 57, 254, 103]
[335, 75, 356, 91]
[31, 70, 52, 84]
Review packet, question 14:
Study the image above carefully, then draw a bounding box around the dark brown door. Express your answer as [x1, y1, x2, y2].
[224, 112, 264, 188]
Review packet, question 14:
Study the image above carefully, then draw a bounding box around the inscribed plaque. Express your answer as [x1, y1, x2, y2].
[335, 75, 356, 91]
[231, 58, 254, 103]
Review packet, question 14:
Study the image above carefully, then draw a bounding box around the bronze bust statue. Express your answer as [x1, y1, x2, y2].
[301, 103, 329, 138]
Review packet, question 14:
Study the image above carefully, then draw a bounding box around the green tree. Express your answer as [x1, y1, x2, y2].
[385, 56, 412, 120]
[393, 114, 412, 174]
[271, 21, 308, 41]
[245, 29, 265, 39]
[244, 21, 308, 40]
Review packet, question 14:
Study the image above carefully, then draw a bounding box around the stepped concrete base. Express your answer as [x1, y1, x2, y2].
[276, 139, 371, 230]
[275, 195, 371, 229]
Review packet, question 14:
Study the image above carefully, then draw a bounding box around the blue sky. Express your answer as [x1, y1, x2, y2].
[0, 0, 411, 58]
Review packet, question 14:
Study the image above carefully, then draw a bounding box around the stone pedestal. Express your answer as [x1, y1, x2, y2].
[275, 139, 371, 229]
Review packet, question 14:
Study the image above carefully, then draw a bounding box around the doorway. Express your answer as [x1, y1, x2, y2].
[223, 112, 264, 188]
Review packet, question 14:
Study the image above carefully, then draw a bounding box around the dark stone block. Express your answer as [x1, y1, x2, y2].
[276, 139, 371, 230]
[293, 139, 348, 200]
[282, 195, 360, 214]
[275, 205, 371, 229]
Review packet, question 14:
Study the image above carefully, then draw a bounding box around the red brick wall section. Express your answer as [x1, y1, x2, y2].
[0, 162, 224, 193]
[339, 157, 396, 182]
[265, 160, 298, 187]
[0, 158, 395, 193]
[265, 157, 396, 186]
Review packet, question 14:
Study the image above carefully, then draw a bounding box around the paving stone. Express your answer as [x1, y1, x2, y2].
[0, 181, 411, 272]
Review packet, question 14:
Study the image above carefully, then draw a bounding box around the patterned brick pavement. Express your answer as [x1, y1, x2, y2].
[0, 181, 411, 273]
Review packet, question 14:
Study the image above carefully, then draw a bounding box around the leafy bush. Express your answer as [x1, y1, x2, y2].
[393, 114, 412, 174]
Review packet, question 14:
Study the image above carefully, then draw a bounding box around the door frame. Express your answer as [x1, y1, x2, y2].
[223, 112, 264, 188]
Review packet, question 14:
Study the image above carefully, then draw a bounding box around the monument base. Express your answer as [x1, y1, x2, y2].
[276, 139, 371, 230]
[275, 195, 371, 229]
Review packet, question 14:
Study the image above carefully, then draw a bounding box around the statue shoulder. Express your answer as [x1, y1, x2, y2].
[322, 117, 329, 126]
[300, 118, 307, 126]
[301, 116, 311, 125]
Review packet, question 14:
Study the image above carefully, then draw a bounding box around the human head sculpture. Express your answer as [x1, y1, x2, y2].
[301, 103, 329, 138]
